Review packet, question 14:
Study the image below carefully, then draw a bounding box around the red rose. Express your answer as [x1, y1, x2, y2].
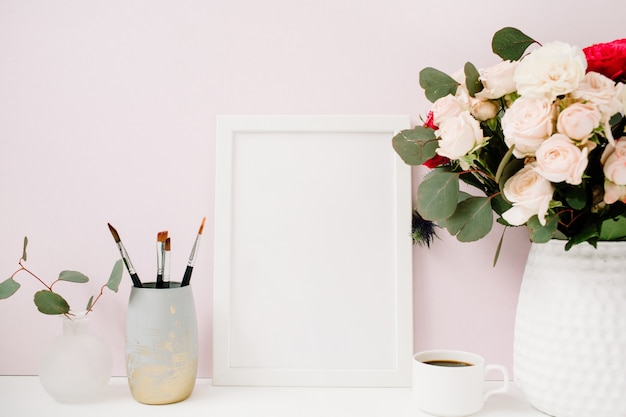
[423, 110, 438, 130]
[583, 38, 626, 82]
[423, 154, 450, 169]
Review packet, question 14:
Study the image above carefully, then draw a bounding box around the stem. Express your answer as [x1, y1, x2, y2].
[86, 284, 108, 314]
[14, 261, 53, 291]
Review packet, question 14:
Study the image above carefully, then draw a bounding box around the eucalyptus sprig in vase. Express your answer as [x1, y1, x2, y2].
[0, 237, 123, 402]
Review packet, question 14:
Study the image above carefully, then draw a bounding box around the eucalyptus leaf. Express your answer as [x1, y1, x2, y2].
[443, 196, 494, 242]
[58, 270, 89, 283]
[464, 62, 482, 97]
[86, 295, 94, 312]
[0, 277, 20, 299]
[22, 236, 28, 262]
[528, 215, 559, 243]
[600, 216, 626, 240]
[417, 170, 460, 221]
[106, 259, 123, 293]
[34, 290, 70, 315]
[492, 27, 537, 61]
[391, 126, 438, 166]
[419, 67, 459, 103]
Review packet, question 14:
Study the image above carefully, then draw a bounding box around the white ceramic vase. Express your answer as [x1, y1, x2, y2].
[38, 314, 112, 403]
[514, 240, 626, 417]
[125, 283, 198, 405]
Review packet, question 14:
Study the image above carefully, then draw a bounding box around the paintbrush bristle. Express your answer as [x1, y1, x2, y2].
[157, 230, 168, 243]
[198, 217, 206, 235]
[165, 237, 171, 251]
[107, 223, 121, 242]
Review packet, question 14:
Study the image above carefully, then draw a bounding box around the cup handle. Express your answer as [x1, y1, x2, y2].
[483, 364, 509, 401]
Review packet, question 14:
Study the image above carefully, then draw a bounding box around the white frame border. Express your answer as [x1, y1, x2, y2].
[212, 115, 413, 387]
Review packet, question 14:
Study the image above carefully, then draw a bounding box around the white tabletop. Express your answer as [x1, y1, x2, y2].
[0, 376, 544, 417]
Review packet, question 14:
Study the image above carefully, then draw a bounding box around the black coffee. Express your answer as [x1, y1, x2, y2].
[424, 360, 473, 367]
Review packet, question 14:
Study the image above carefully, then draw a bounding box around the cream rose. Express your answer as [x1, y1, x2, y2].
[470, 98, 499, 121]
[502, 164, 555, 226]
[619, 82, 626, 115]
[431, 94, 467, 126]
[435, 111, 485, 160]
[475, 60, 519, 100]
[514, 41, 587, 100]
[534, 134, 589, 185]
[556, 102, 601, 141]
[602, 138, 626, 204]
[501, 96, 555, 157]
[572, 72, 622, 123]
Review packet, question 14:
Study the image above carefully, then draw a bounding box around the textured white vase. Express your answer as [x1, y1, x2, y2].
[514, 240, 626, 417]
[38, 314, 112, 403]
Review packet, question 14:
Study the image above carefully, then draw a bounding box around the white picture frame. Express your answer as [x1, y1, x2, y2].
[213, 115, 413, 387]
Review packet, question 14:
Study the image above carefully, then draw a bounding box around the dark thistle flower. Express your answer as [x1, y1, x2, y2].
[412, 209, 438, 247]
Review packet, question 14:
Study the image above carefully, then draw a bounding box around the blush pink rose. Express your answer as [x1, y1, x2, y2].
[556, 102, 601, 141]
[435, 111, 485, 161]
[501, 97, 555, 158]
[534, 134, 589, 185]
[602, 138, 626, 203]
[502, 164, 555, 226]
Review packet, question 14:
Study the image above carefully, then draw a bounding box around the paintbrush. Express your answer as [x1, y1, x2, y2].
[156, 230, 168, 288]
[107, 223, 142, 288]
[181, 217, 206, 287]
[163, 237, 171, 288]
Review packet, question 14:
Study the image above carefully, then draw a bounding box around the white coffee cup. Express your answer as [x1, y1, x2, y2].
[412, 350, 509, 417]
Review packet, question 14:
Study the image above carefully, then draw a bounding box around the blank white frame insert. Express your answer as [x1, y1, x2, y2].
[213, 115, 413, 387]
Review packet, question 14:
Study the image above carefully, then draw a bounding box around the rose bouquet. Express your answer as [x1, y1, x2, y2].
[393, 27, 626, 254]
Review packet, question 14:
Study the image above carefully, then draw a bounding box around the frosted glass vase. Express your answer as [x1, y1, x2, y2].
[38, 314, 112, 403]
[126, 283, 198, 405]
[514, 240, 626, 417]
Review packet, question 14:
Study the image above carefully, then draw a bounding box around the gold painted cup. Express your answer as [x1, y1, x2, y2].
[125, 283, 198, 404]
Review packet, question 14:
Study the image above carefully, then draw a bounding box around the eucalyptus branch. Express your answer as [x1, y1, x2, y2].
[0, 237, 123, 317]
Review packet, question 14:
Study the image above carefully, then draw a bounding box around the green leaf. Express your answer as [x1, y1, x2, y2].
[493, 227, 507, 267]
[443, 196, 494, 242]
[22, 236, 28, 261]
[106, 259, 123, 293]
[464, 62, 482, 97]
[34, 290, 70, 315]
[492, 27, 537, 61]
[564, 186, 587, 211]
[417, 170, 460, 221]
[58, 270, 89, 283]
[86, 295, 94, 312]
[0, 277, 21, 299]
[600, 216, 626, 240]
[528, 215, 559, 243]
[495, 145, 516, 184]
[391, 126, 438, 166]
[419, 67, 459, 102]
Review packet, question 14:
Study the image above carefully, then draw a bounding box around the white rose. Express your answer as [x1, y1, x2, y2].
[572, 72, 622, 123]
[435, 111, 485, 160]
[556, 102, 601, 141]
[619, 82, 626, 115]
[514, 41, 587, 100]
[534, 134, 589, 185]
[475, 60, 519, 100]
[431, 94, 466, 126]
[501, 96, 555, 158]
[602, 139, 626, 204]
[502, 164, 555, 226]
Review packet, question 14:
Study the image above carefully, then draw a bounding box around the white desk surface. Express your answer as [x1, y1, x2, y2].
[0, 376, 544, 416]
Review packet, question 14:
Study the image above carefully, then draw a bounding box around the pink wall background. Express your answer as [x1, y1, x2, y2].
[0, 0, 624, 378]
